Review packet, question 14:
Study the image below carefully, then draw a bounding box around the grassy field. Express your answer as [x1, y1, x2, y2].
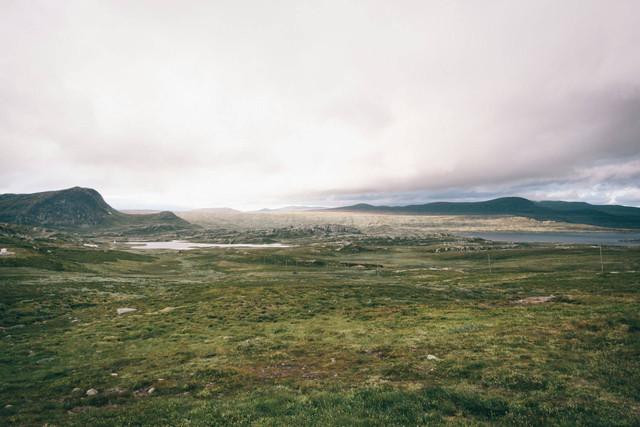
[1, 231, 639, 425]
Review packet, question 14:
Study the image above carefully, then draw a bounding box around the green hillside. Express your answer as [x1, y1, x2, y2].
[334, 197, 640, 229]
[0, 187, 194, 233]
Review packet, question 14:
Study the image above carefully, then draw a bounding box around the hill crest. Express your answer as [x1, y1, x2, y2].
[333, 197, 640, 229]
[0, 187, 192, 232]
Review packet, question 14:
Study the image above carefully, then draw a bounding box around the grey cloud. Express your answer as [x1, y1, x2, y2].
[2, 1, 640, 209]
[293, 84, 640, 206]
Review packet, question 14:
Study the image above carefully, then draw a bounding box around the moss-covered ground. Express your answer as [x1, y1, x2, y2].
[1, 235, 639, 425]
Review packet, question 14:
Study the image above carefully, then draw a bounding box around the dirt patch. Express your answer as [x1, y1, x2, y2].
[509, 295, 555, 306]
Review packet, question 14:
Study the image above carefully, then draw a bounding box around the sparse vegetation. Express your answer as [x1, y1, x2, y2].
[1, 223, 639, 425]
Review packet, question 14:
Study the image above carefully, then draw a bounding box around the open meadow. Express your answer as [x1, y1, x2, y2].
[1, 224, 639, 425]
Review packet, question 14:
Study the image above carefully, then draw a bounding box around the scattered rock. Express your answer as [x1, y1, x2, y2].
[427, 355, 440, 360]
[132, 388, 156, 397]
[330, 358, 336, 363]
[117, 308, 137, 315]
[110, 373, 118, 377]
[86, 388, 98, 396]
[5, 404, 13, 409]
[71, 388, 81, 393]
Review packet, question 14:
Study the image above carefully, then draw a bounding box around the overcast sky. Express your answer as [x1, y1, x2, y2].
[1, 1, 640, 210]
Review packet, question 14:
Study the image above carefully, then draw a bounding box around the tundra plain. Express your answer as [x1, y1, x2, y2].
[1, 214, 639, 425]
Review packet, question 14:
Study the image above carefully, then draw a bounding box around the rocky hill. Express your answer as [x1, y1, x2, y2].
[0, 187, 194, 232]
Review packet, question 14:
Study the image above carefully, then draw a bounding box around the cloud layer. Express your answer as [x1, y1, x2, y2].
[1, 1, 640, 209]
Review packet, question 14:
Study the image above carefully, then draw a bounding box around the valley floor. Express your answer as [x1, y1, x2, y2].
[1, 233, 639, 425]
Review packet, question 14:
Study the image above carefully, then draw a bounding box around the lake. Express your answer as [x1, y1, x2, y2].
[458, 232, 640, 246]
[125, 240, 291, 250]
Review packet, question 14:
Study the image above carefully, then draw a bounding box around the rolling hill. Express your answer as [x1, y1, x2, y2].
[333, 197, 640, 229]
[0, 187, 194, 232]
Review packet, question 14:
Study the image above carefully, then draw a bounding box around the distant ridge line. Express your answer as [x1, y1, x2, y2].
[331, 197, 640, 229]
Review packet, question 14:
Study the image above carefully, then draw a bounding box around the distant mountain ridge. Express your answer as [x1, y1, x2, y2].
[256, 206, 326, 213]
[184, 207, 240, 214]
[0, 187, 193, 231]
[332, 197, 640, 229]
[3, 189, 639, 231]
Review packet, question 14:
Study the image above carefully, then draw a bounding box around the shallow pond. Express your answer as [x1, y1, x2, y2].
[125, 240, 291, 250]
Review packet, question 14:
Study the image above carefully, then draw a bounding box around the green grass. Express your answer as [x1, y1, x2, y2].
[1, 235, 639, 425]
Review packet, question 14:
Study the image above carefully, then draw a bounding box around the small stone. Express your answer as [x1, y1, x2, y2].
[110, 373, 118, 377]
[5, 404, 13, 409]
[86, 388, 98, 396]
[427, 354, 440, 360]
[117, 308, 137, 315]
[72, 387, 81, 393]
[330, 358, 336, 363]
[147, 387, 155, 395]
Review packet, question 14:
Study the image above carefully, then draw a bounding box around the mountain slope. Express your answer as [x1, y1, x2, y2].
[333, 197, 640, 229]
[0, 187, 194, 232]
